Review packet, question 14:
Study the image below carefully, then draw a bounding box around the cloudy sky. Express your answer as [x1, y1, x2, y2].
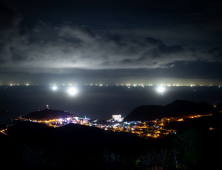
[0, 0, 222, 85]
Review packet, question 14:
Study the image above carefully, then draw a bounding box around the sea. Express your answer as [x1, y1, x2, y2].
[0, 85, 222, 125]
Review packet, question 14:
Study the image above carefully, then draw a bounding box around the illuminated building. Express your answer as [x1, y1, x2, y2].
[112, 115, 123, 122]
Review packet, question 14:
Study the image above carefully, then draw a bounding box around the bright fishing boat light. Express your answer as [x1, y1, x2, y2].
[68, 87, 77, 95]
[157, 86, 165, 93]
[52, 86, 57, 90]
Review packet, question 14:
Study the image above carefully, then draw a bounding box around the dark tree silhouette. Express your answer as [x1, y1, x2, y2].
[172, 129, 200, 168]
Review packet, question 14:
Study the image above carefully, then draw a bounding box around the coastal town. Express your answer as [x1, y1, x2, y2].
[0, 107, 215, 139]
[0, 102, 221, 170]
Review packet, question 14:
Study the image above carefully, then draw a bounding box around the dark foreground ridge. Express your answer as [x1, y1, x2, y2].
[5, 122, 148, 169]
[217, 103, 222, 110]
[1, 107, 222, 169]
[1, 100, 222, 170]
[124, 100, 217, 121]
[6, 122, 147, 150]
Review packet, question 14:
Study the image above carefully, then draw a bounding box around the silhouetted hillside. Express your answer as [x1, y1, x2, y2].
[3, 113, 222, 170]
[217, 103, 222, 111]
[23, 109, 74, 120]
[0, 110, 7, 113]
[124, 100, 217, 121]
[6, 122, 149, 157]
[6, 121, 49, 135]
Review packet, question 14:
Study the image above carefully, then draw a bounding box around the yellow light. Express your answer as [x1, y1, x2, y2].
[177, 118, 184, 121]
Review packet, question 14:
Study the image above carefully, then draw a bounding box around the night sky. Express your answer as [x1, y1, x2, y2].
[1, 0, 222, 85]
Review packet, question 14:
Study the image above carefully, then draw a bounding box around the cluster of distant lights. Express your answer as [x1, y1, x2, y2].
[2, 83, 221, 96]
[51, 85, 77, 95]
[50, 84, 165, 95]
[3, 83, 220, 96]
[5, 83, 220, 87]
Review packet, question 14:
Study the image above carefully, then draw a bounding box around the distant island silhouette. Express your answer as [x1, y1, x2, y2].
[124, 100, 217, 121]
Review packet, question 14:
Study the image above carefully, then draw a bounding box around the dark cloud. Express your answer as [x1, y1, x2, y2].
[208, 48, 222, 60]
[0, 15, 220, 73]
[0, 1, 222, 85]
[0, 2, 22, 63]
[144, 37, 163, 46]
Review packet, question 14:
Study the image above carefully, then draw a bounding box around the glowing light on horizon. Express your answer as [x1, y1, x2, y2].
[67, 87, 77, 95]
[52, 86, 57, 90]
[157, 86, 165, 93]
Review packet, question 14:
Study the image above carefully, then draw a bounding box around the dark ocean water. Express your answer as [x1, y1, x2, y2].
[0, 85, 222, 124]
